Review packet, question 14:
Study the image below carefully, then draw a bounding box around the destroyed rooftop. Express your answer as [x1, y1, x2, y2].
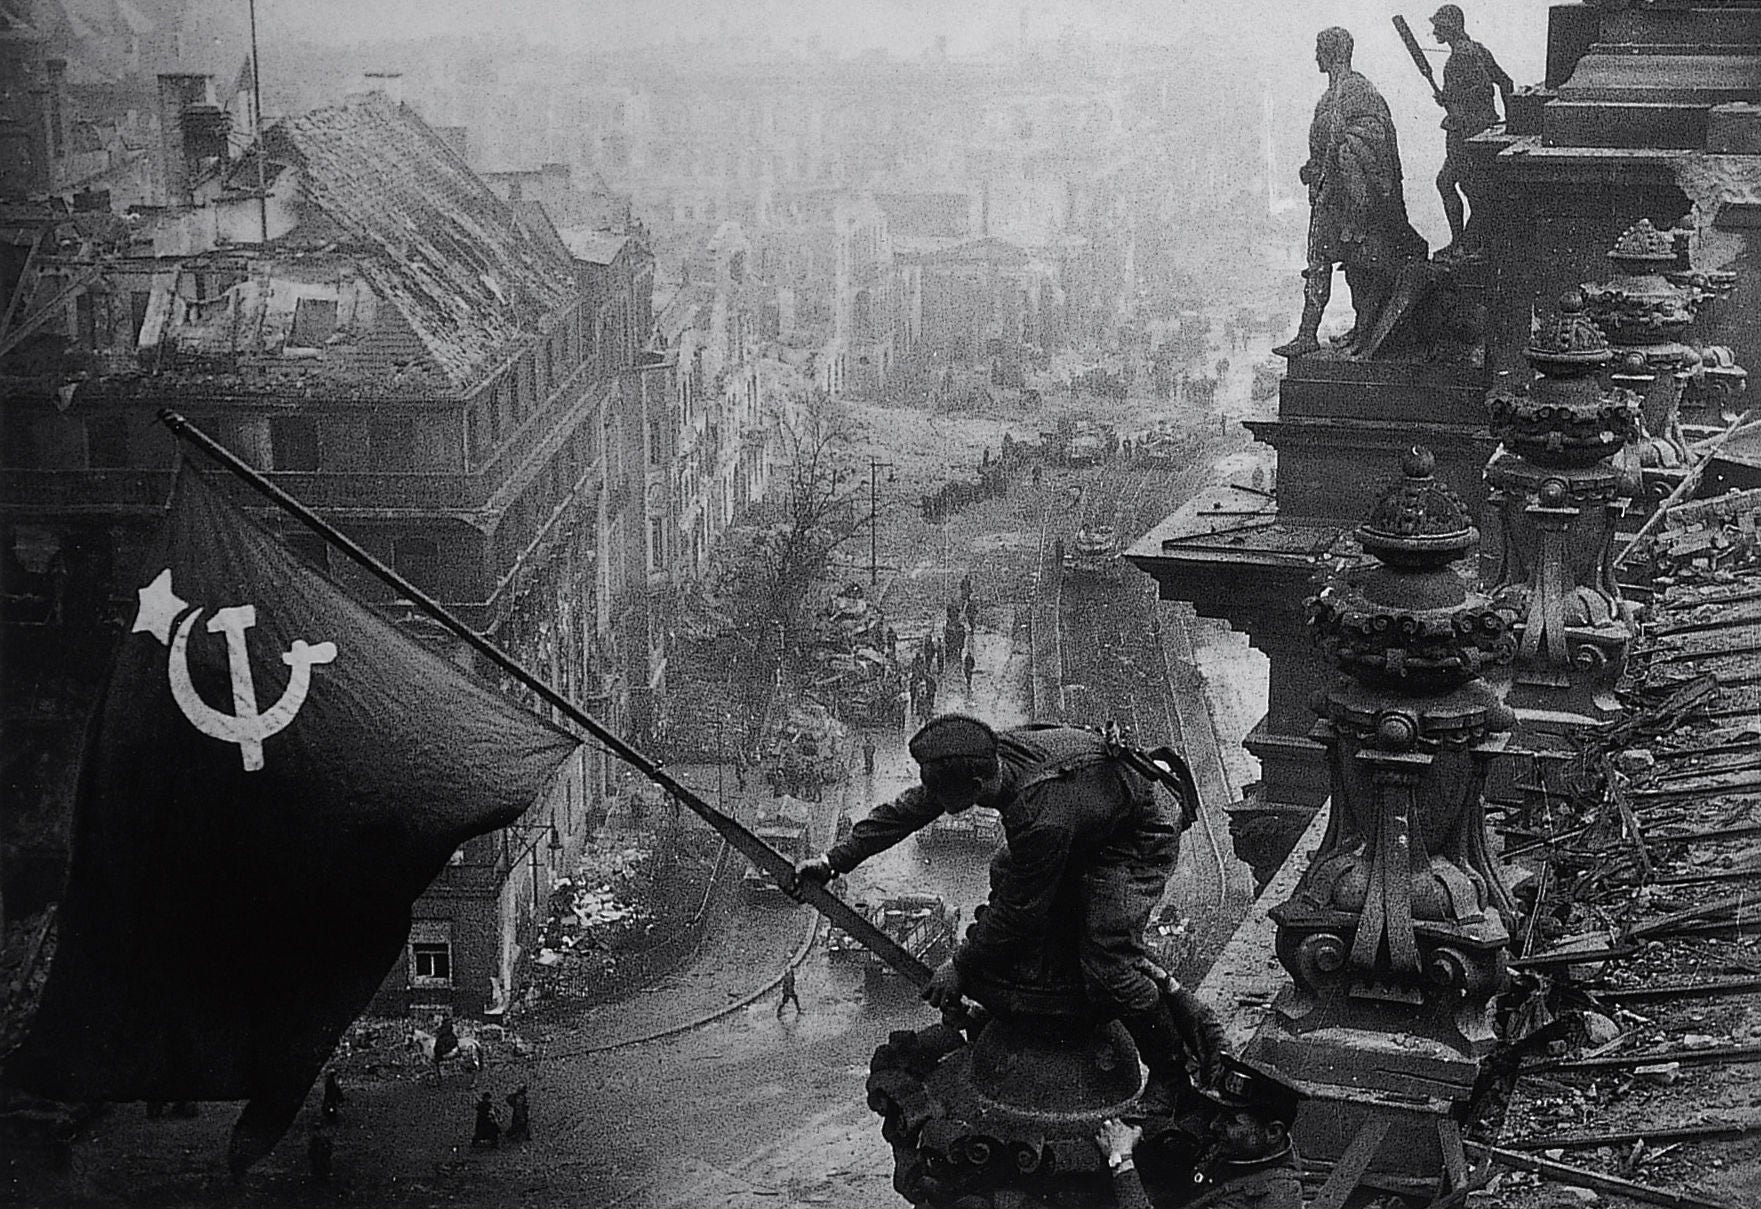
[1462, 488, 1761, 1204]
[24, 94, 585, 404]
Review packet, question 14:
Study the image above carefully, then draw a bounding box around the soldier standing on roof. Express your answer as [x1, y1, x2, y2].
[795, 714, 1223, 1114]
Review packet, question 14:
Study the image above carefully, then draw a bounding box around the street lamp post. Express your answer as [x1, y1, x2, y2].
[869, 455, 896, 586]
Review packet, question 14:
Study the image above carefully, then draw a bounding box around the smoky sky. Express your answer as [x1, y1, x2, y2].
[221, 0, 1554, 251]
[247, 0, 1548, 77]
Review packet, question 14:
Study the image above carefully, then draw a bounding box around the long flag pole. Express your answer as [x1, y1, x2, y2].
[157, 409, 936, 988]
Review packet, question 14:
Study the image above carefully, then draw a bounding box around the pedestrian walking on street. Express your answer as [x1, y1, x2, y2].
[945, 621, 964, 664]
[321, 1070, 346, 1123]
[962, 648, 976, 689]
[470, 1091, 501, 1149]
[504, 1086, 532, 1144]
[777, 965, 803, 1019]
[433, 1014, 459, 1062]
[863, 737, 877, 776]
[932, 634, 945, 673]
[960, 573, 973, 601]
[885, 626, 898, 657]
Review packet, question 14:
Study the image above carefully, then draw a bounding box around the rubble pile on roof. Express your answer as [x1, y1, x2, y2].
[1479, 530, 1761, 1204]
[1633, 488, 1761, 590]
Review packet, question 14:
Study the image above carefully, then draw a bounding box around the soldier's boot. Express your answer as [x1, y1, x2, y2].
[1120, 1002, 1190, 1119]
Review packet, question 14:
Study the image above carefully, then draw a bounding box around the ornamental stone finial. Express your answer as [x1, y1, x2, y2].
[1273, 448, 1514, 1055]
[1486, 294, 1638, 705]
[1578, 221, 1745, 507]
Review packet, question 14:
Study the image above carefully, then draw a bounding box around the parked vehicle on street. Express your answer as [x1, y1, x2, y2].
[827, 894, 880, 961]
[922, 805, 1004, 849]
[862, 896, 958, 990]
[1065, 525, 1121, 581]
[742, 811, 811, 903]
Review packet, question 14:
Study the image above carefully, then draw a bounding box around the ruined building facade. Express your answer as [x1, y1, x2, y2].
[0, 91, 663, 1018]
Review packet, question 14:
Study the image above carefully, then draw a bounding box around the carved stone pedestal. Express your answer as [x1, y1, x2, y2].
[1248, 1020, 1478, 1198]
[1252, 448, 1515, 1191]
[866, 967, 1183, 1207]
[1484, 293, 1642, 808]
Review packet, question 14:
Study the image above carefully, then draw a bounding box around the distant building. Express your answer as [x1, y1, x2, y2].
[0, 91, 659, 1019]
[762, 190, 902, 398]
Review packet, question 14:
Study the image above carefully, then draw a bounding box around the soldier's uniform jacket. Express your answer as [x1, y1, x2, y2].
[1184, 1147, 1303, 1209]
[824, 725, 1177, 1002]
[1107, 1143, 1301, 1209]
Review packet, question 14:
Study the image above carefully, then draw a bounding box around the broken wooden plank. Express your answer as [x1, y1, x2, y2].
[1307, 1116, 1390, 1209]
[1600, 974, 1761, 1002]
[1527, 1041, 1761, 1073]
[1466, 1141, 1741, 1209]
[1625, 889, 1761, 940]
[1510, 945, 1638, 970]
[1504, 1120, 1761, 1151]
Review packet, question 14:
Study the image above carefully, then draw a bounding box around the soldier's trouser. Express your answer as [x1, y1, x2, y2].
[1078, 799, 1184, 1015]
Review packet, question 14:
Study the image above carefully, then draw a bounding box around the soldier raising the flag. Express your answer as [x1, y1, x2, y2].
[795, 714, 1225, 1114]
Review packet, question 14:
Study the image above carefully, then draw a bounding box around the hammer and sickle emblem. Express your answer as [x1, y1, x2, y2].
[133, 569, 337, 771]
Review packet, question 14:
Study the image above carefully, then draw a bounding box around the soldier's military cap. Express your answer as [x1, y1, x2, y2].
[908, 714, 998, 764]
[1431, 4, 1465, 27]
[1202, 1054, 1309, 1125]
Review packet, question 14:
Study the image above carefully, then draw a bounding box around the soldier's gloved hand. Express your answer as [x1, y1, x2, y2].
[922, 959, 965, 1011]
[790, 854, 837, 898]
[1164, 986, 1229, 1091]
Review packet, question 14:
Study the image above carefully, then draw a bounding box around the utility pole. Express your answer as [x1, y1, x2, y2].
[248, 0, 267, 243]
[869, 455, 895, 586]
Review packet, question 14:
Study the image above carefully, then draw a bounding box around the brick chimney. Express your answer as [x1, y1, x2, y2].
[156, 73, 213, 205]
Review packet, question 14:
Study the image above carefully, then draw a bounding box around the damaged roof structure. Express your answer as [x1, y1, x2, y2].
[1, 88, 661, 1023]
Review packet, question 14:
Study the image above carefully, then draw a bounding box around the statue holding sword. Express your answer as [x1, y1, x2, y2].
[1396, 5, 1514, 261]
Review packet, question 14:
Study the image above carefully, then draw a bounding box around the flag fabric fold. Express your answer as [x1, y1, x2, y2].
[7, 466, 578, 1164]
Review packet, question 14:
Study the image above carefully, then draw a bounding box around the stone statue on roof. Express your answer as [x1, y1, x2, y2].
[1274, 27, 1429, 360]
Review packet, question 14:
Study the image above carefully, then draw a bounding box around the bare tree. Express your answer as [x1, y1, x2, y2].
[718, 395, 870, 661]
[676, 396, 871, 732]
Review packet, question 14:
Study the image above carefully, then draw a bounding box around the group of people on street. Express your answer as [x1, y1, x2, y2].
[904, 578, 983, 724]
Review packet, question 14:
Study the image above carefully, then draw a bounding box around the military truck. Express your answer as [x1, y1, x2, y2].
[742, 811, 811, 903]
[862, 895, 958, 990]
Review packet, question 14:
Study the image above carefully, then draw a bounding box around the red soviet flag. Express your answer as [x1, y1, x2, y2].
[7, 466, 578, 1170]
